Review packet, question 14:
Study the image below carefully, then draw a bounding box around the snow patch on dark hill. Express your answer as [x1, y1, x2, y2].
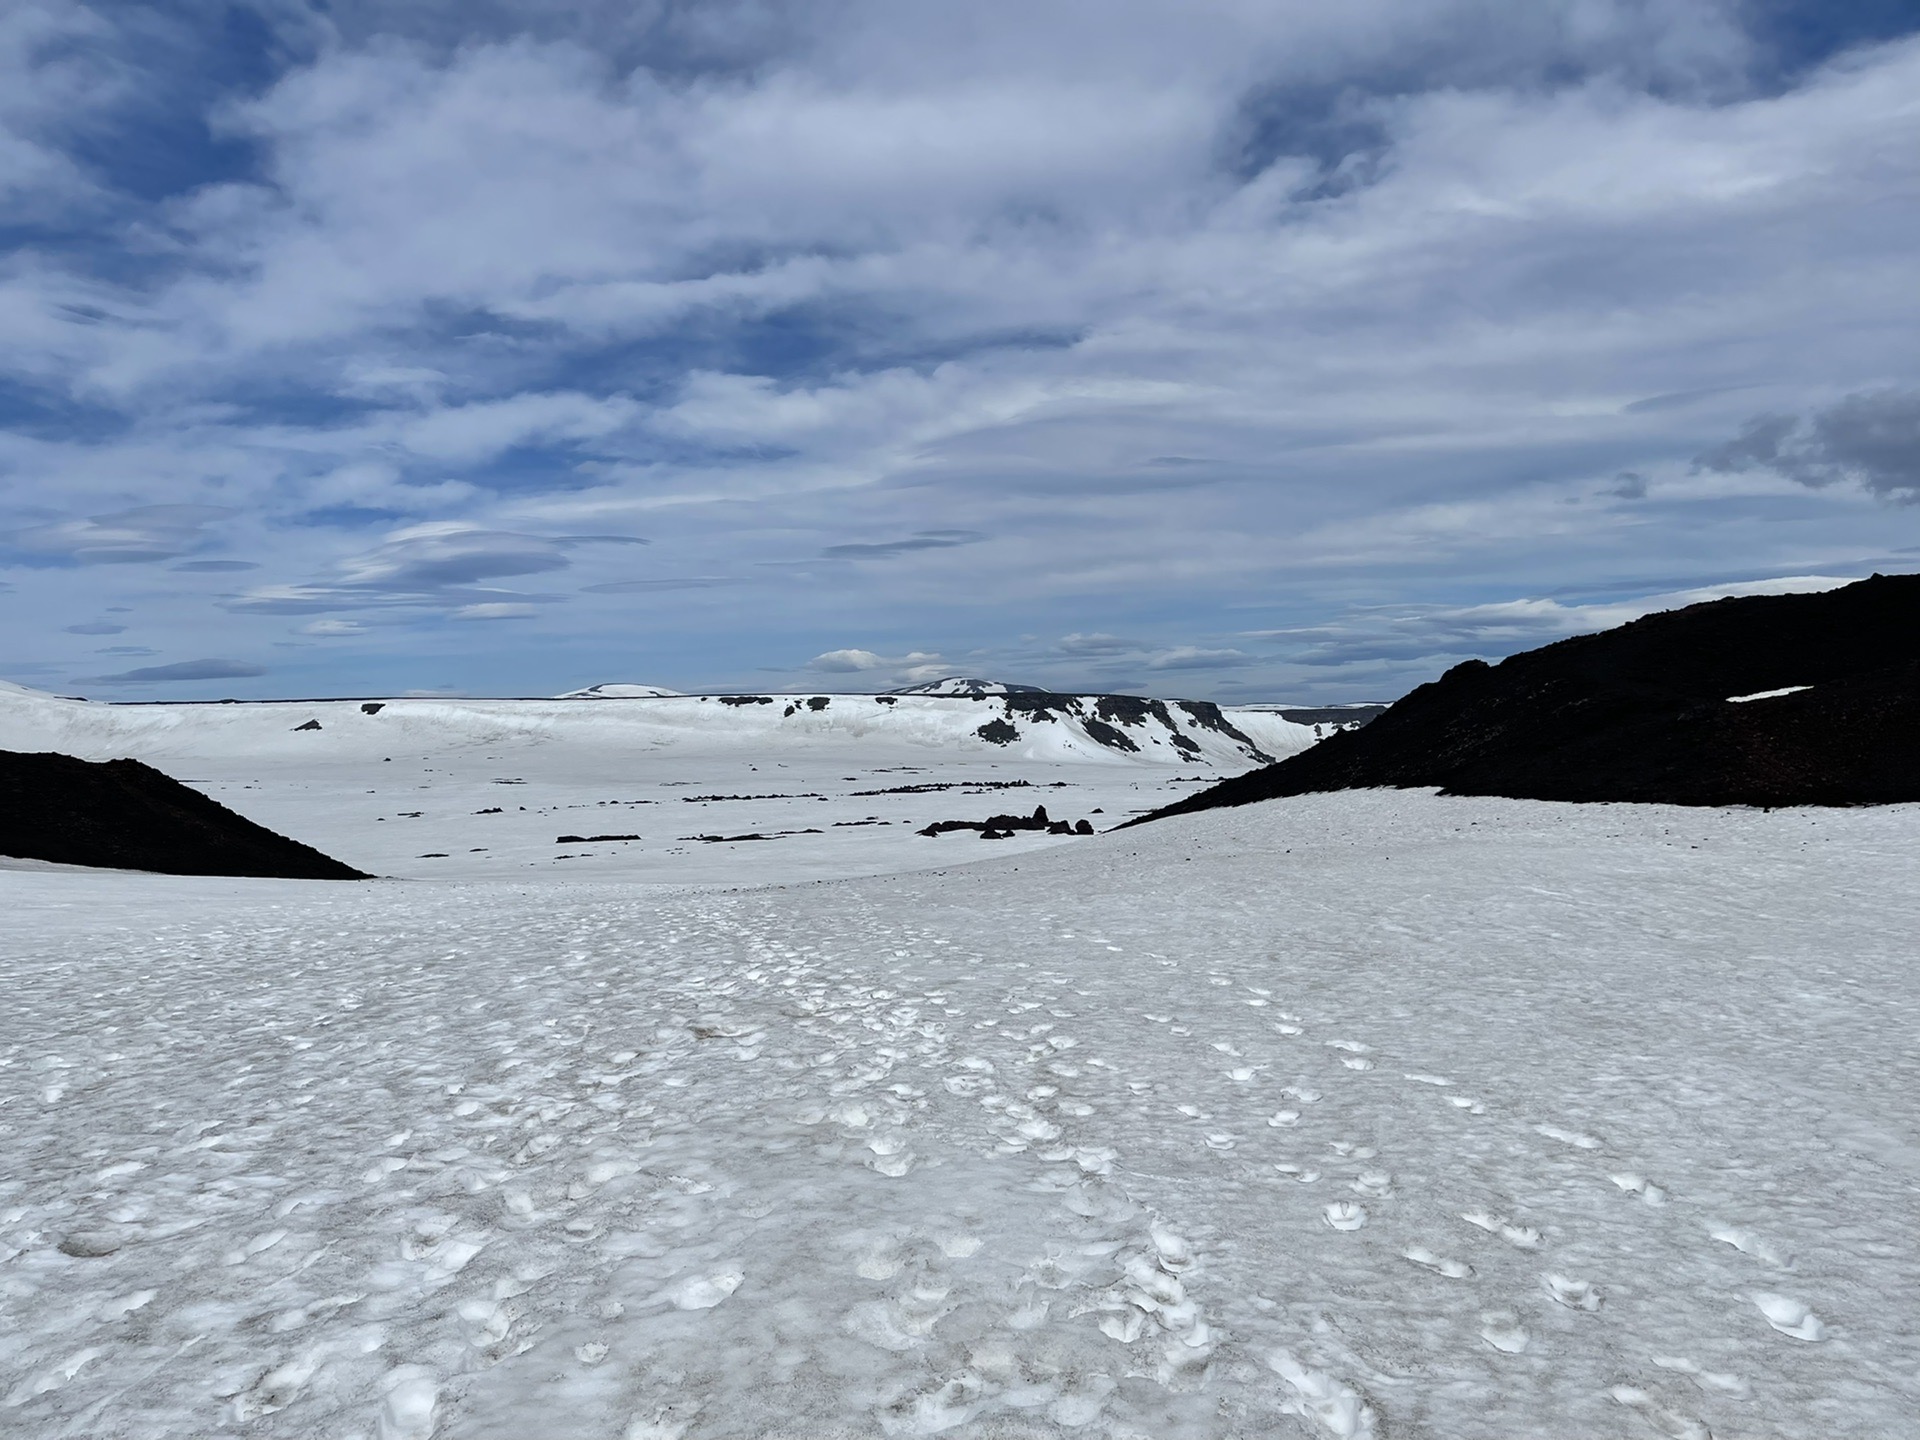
[1134, 572, 1920, 819]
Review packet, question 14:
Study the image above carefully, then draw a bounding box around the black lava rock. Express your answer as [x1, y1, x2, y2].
[0, 750, 370, 878]
[1131, 573, 1920, 822]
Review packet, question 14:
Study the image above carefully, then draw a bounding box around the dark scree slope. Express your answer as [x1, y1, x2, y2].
[0, 749, 371, 879]
[1130, 573, 1920, 822]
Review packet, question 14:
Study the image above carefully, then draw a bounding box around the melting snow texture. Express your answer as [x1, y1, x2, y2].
[3, 791, 1916, 1437]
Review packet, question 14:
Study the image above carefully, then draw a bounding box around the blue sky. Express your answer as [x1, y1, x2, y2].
[2, 0, 1918, 701]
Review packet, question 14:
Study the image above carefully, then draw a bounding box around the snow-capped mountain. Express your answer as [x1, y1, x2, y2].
[888, 676, 1048, 696]
[555, 683, 686, 698]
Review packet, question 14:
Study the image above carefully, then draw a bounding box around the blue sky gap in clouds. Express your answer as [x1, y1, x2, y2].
[1, 0, 1917, 702]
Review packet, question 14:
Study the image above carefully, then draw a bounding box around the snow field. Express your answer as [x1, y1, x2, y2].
[0, 684, 1314, 883]
[2, 791, 1916, 1437]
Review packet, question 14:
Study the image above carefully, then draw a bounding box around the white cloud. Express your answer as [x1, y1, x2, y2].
[809, 648, 887, 672]
[449, 602, 539, 621]
[4, 505, 235, 565]
[1146, 646, 1252, 670]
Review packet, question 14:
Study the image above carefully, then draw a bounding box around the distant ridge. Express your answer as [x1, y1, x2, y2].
[888, 677, 1047, 697]
[0, 749, 370, 878]
[1131, 573, 1920, 820]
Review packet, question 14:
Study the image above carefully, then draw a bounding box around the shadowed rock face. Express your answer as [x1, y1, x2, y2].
[0, 750, 370, 878]
[1132, 573, 1920, 822]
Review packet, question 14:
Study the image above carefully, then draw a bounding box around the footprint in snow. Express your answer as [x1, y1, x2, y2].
[1267, 1349, 1377, 1439]
[1325, 1040, 1371, 1054]
[1545, 1274, 1603, 1311]
[1268, 1110, 1301, 1128]
[1753, 1293, 1826, 1340]
[1150, 1225, 1195, 1270]
[378, 1367, 439, 1440]
[1480, 1311, 1530, 1353]
[1324, 1202, 1368, 1231]
[1651, 1355, 1752, 1397]
[1276, 1165, 1321, 1183]
[1460, 1211, 1541, 1248]
[1349, 1172, 1393, 1199]
[1710, 1225, 1790, 1267]
[1612, 1172, 1668, 1205]
[1608, 1386, 1713, 1440]
[1536, 1124, 1602, 1150]
[1448, 1095, 1487, 1115]
[661, 1270, 743, 1310]
[1402, 1245, 1473, 1278]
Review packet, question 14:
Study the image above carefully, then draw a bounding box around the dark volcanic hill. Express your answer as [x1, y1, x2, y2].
[1132, 573, 1920, 822]
[0, 749, 370, 879]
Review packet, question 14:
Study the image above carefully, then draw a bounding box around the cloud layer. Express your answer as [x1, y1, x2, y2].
[1, 2, 1917, 697]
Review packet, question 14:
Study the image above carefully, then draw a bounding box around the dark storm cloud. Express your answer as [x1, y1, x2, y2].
[1698, 389, 1920, 502]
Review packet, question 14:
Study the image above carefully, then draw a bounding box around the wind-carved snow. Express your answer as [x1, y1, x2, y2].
[1, 791, 1914, 1436]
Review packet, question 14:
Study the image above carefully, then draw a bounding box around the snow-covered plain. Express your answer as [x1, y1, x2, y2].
[0, 683, 1315, 885]
[3, 684, 1916, 1438]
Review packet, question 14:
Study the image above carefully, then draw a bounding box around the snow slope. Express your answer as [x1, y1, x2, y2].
[2, 791, 1914, 1437]
[0, 683, 1315, 883]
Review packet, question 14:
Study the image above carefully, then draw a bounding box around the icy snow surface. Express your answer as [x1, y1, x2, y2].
[5, 790, 1917, 1438]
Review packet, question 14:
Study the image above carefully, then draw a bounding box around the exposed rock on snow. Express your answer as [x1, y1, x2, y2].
[1139, 572, 1920, 819]
[0, 748, 368, 879]
[917, 804, 1095, 838]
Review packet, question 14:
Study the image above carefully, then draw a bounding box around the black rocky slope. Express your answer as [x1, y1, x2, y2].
[1131, 573, 1920, 821]
[0, 749, 370, 878]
